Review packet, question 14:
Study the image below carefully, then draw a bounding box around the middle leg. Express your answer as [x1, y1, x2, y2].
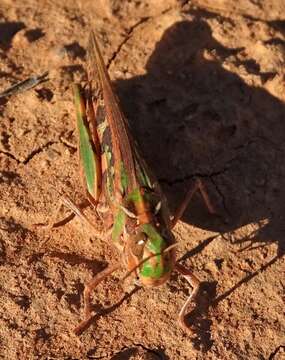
[171, 178, 216, 228]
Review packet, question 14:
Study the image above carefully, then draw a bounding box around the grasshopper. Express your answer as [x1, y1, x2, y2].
[61, 31, 215, 335]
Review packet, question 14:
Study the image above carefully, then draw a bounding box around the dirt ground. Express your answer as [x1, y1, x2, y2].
[0, 0, 284, 359]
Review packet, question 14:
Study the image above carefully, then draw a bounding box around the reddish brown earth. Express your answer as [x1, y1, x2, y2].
[0, 1, 284, 359]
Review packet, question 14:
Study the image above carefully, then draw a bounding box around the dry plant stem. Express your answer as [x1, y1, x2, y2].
[171, 178, 216, 228]
[74, 263, 121, 335]
[175, 262, 200, 331]
[47, 197, 89, 229]
[50, 196, 113, 238]
[60, 196, 91, 225]
[0, 71, 49, 98]
[57, 195, 106, 237]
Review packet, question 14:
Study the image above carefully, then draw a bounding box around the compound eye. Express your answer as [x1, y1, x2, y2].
[130, 232, 148, 257]
[135, 232, 147, 245]
[137, 237, 146, 246]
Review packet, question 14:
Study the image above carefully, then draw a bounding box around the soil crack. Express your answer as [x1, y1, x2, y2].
[268, 345, 285, 360]
[0, 149, 20, 163]
[210, 177, 230, 216]
[0, 141, 58, 164]
[22, 141, 57, 164]
[107, 17, 150, 70]
[158, 167, 232, 186]
[107, 5, 175, 69]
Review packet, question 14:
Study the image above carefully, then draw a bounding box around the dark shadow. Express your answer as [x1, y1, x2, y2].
[35, 327, 51, 342]
[0, 130, 10, 150]
[0, 97, 8, 106]
[268, 20, 285, 37]
[0, 21, 26, 50]
[64, 41, 86, 60]
[7, 292, 31, 311]
[65, 279, 85, 310]
[0, 216, 29, 238]
[0, 170, 24, 186]
[115, 14, 285, 256]
[0, 239, 6, 265]
[186, 281, 217, 352]
[25, 28, 45, 42]
[36, 87, 54, 102]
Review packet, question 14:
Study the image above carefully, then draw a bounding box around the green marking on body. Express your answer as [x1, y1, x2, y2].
[74, 85, 97, 198]
[112, 209, 126, 243]
[140, 254, 165, 279]
[139, 223, 170, 279]
[141, 223, 165, 253]
[128, 188, 142, 203]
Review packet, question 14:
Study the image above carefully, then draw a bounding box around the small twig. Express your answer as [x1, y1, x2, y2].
[0, 71, 49, 98]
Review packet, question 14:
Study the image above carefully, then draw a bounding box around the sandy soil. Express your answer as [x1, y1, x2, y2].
[0, 0, 284, 359]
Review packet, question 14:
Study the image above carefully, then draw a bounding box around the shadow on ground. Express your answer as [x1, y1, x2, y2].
[115, 12, 285, 256]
